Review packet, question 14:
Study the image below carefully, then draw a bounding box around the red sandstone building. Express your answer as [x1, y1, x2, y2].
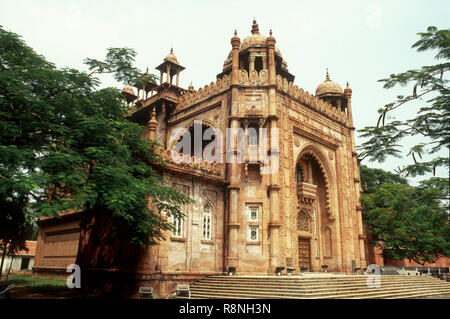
[34, 20, 395, 297]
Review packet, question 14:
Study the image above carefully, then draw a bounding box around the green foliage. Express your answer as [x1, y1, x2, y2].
[0, 26, 193, 250]
[360, 165, 407, 194]
[357, 26, 450, 177]
[360, 166, 450, 265]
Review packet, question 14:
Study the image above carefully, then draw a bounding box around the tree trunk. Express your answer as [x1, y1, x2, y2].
[0, 242, 7, 282]
[74, 208, 142, 297]
[5, 255, 14, 281]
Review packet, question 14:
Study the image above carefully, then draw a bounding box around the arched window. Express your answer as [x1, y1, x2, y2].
[202, 204, 212, 240]
[297, 211, 310, 232]
[172, 215, 183, 238]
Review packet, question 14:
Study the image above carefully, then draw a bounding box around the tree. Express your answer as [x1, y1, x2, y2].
[360, 165, 450, 265]
[0, 27, 193, 288]
[359, 164, 407, 194]
[358, 26, 449, 177]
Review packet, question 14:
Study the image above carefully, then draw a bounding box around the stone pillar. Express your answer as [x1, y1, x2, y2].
[249, 56, 255, 72]
[176, 70, 180, 87]
[226, 31, 241, 270]
[266, 31, 281, 272]
[166, 65, 171, 84]
[344, 84, 367, 268]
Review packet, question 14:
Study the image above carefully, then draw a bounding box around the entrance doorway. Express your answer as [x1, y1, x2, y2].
[298, 238, 311, 271]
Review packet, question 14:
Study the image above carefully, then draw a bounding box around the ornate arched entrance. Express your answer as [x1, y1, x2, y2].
[295, 147, 335, 272]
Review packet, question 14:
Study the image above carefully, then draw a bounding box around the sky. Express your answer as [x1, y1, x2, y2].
[1, 0, 449, 183]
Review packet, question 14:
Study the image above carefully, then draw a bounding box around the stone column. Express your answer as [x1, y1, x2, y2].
[344, 84, 367, 268]
[226, 31, 241, 270]
[266, 31, 281, 272]
[166, 65, 171, 84]
[262, 56, 267, 70]
[249, 56, 255, 72]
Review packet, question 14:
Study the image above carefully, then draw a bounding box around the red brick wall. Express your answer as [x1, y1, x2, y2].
[370, 246, 449, 268]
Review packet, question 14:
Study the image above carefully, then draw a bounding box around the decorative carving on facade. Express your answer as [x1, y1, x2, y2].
[202, 189, 218, 205]
[275, 75, 348, 125]
[239, 69, 269, 86]
[154, 147, 224, 178]
[297, 210, 310, 232]
[172, 183, 190, 196]
[240, 70, 249, 84]
[249, 70, 259, 83]
[177, 75, 230, 110]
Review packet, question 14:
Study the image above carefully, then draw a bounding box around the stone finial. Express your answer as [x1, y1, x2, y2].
[188, 82, 194, 92]
[231, 29, 241, 47]
[326, 68, 330, 81]
[267, 28, 276, 45]
[344, 81, 353, 97]
[251, 19, 260, 35]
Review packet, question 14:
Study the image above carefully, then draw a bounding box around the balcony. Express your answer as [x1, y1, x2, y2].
[154, 147, 224, 179]
[297, 182, 317, 205]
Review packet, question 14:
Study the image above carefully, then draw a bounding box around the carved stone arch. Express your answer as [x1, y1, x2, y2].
[295, 161, 307, 183]
[202, 198, 216, 211]
[168, 119, 219, 152]
[296, 144, 336, 221]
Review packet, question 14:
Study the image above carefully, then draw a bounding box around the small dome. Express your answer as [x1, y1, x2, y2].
[164, 48, 179, 64]
[315, 70, 343, 97]
[122, 85, 135, 96]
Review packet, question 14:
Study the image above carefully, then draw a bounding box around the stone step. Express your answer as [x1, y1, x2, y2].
[191, 281, 450, 295]
[202, 275, 436, 282]
[197, 278, 439, 288]
[190, 286, 450, 299]
[187, 275, 450, 299]
[190, 283, 450, 299]
[199, 277, 436, 285]
[326, 287, 450, 299]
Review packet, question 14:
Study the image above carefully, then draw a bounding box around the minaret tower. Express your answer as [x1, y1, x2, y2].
[226, 30, 242, 271]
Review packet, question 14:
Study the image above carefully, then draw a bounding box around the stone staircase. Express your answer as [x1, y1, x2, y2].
[186, 274, 450, 299]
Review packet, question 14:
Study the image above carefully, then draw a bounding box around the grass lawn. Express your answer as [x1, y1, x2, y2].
[8, 274, 67, 289]
[2, 273, 75, 299]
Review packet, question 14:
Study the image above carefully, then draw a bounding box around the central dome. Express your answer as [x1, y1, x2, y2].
[222, 20, 284, 72]
[240, 19, 282, 56]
